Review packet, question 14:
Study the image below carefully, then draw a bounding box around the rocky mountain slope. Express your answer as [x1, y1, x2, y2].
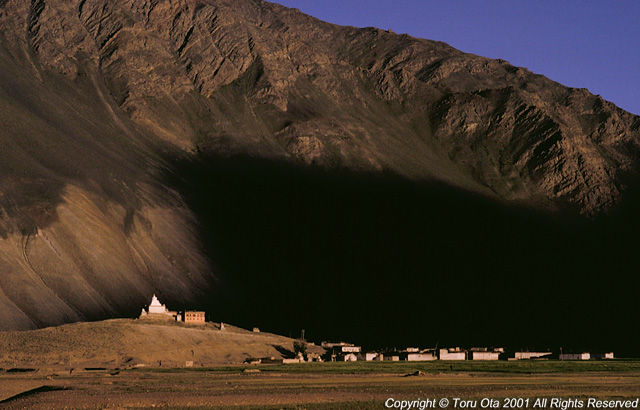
[0, 0, 639, 335]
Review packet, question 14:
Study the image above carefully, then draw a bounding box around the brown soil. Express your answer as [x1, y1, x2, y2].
[1, 369, 639, 409]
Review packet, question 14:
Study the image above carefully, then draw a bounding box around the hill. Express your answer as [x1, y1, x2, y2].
[0, 318, 324, 368]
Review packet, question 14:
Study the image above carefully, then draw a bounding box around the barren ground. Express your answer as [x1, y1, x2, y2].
[1, 363, 639, 409]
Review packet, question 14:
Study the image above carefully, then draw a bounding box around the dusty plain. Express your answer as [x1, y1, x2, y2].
[1, 361, 640, 409]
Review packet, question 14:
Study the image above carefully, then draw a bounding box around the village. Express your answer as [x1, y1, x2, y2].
[139, 295, 614, 365]
[320, 342, 614, 362]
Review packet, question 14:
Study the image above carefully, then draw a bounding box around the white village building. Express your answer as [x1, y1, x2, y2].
[559, 352, 591, 360]
[514, 351, 553, 360]
[438, 348, 466, 360]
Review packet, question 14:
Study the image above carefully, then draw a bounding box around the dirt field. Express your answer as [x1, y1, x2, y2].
[1, 363, 639, 409]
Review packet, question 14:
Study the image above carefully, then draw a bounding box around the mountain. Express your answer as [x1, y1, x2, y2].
[1, 0, 640, 353]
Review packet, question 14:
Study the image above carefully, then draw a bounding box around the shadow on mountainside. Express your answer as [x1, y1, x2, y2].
[166, 153, 640, 357]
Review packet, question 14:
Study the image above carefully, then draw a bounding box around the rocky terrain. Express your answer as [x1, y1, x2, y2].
[0, 0, 639, 346]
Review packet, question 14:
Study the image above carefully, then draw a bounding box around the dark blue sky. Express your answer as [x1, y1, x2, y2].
[271, 1, 640, 115]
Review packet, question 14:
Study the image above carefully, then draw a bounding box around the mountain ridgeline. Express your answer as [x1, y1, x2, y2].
[0, 0, 639, 354]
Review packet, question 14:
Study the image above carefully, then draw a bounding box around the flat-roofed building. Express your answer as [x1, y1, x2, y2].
[514, 352, 552, 360]
[364, 352, 384, 361]
[439, 348, 466, 360]
[470, 351, 500, 360]
[406, 353, 436, 361]
[329, 345, 361, 354]
[184, 311, 205, 325]
[342, 353, 358, 362]
[326, 343, 361, 362]
[559, 353, 590, 360]
[321, 341, 354, 348]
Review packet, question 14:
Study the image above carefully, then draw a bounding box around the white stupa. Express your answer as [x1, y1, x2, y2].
[138, 294, 178, 321]
[148, 294, 171, 315]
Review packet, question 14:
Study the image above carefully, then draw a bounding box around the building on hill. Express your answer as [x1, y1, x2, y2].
[139, 294, 178, 321]
[184, 311, 206, 325]
[139, 295, 209, 324]
[148, 294, 172, 315]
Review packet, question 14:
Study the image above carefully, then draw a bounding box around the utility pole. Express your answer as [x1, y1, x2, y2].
[301, 329, 305, 341]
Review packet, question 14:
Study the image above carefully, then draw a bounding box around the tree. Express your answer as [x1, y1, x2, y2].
[293, 340, 307, 356]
